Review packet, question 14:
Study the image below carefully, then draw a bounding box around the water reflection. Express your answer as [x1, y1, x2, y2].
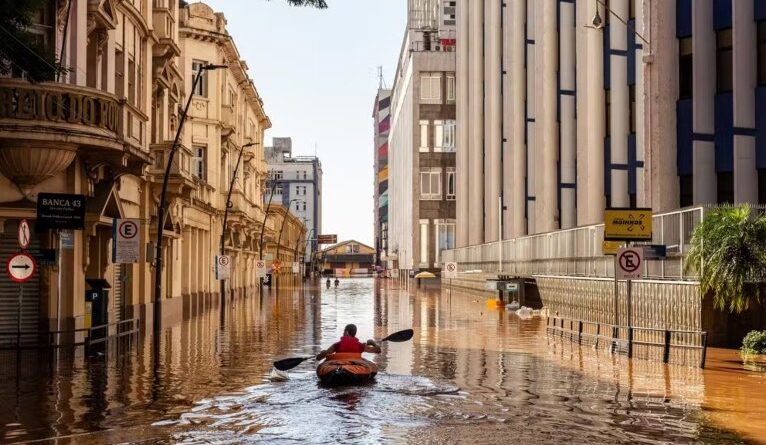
[0, 279, 761, 444]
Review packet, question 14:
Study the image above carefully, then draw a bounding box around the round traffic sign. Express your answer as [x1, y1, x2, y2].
[218, 256, 230, 266]
[7, 253, 36, 283]
[446, 263, 456, 272]
[256, 260, 265, 269]
[118, 220, 139, 239]
[18, 219, 31, 250]
[618, 250, 641, 273]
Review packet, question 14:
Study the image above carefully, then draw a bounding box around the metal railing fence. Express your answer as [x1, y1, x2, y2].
[443, 206, 766, 280]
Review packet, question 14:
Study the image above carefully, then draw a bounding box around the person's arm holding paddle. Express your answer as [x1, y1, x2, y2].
[364, 339, 381, 354]
[316, 342, 338, 361]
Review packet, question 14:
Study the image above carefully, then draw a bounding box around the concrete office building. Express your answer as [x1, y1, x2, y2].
[455, 0, 766, 247]
[388, 0, 457, 273]
[264, 137, 322, 270]
[372, 88, 392, 268]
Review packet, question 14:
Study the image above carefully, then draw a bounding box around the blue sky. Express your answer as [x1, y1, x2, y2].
[204, 0, 406, 246]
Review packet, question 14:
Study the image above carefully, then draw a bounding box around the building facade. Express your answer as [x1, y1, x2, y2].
[264, 137, 322, 271]
[0, 1, 297, 346]
[388, 0, 457, 273]
[372, 88, 392, 269]
[455, 0, 766, 247]
[318, 240, 376, 277]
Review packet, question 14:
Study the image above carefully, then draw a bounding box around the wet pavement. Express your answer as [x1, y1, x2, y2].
[1, 278, 765, 444]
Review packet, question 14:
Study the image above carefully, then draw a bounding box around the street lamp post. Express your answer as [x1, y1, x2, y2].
[275, 199, 298, 284]
[258, 179, 280, 291]
[153, 63, 226, 335]
[220, 141, 257, 304]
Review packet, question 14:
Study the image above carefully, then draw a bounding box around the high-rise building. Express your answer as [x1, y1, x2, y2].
[373, 88, 392, 269]
[455, 0, 766, 247]
[387, 0, 457, 273]
[264, 138, 323, 270]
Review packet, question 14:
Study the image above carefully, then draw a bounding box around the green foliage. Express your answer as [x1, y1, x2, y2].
[685, 205, 766, 313]
[0, 0, 64, 81]
[741, 330, 766, 355]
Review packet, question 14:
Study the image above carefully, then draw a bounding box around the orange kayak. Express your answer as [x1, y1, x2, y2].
[316, 353, 378, 386]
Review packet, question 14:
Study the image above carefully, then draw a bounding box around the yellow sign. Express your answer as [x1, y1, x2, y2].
[602, 240, 625, 255]
[604, 208, 653, 241]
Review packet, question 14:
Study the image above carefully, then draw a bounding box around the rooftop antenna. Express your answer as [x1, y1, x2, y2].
[377, 66, 388, 89]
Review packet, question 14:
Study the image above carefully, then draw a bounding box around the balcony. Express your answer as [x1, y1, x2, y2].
[221, 105, 236, 137]
[152, 7, 180, 68]
[0, 79, 151, 189]
[147, 142, 196, 199]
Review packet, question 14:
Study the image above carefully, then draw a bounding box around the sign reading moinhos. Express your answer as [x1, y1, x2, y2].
[604, 208, 652, 241]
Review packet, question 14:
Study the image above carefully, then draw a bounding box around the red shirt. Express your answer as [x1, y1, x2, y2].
[333, 335, 365, 353]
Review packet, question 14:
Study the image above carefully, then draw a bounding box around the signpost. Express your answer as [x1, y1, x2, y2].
[604, 208, 652, 241]
[215, 255, 231, 280]
[113, 218, 141, 264]
[443, 261, 458, 297]
[316, 234, 338, 245]
[36, 193, 86, 230]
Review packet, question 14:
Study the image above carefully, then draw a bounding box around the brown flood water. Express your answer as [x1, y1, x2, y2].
[0, 278, 765, 444]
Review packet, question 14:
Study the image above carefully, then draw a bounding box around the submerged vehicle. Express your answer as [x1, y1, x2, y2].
[316, 352, 378, 386]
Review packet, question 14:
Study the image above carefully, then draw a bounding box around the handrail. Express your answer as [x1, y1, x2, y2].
[546, 316, 708, 368]
[0, 318, 141, 350]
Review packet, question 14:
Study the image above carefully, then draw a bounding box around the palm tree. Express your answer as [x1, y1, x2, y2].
[685, 205, 766, 313]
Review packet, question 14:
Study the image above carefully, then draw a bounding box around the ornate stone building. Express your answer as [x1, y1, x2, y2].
[0, 0, 300, 346]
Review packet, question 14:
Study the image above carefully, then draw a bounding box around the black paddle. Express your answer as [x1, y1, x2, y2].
[272, 329, 414, 371]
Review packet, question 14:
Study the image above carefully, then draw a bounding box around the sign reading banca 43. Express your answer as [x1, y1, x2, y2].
[112, 218, 141, 264]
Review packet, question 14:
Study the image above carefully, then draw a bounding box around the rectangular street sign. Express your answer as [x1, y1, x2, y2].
[602, 240, 625, 256]
[604, 208, 652, 241]
[36, 193, 86, 230]
[112, 218, 141, 264]
[616, 247, 644, 280]
[642, 244, 667, 260]
[292, 262, 300, 273]
[255, 259, 268, 278]
[215, 255, 231, 280]
[443, 262, 458, 279]
[505, 282, 519, 292]
[316, 234, 337, 245]
[28, 248, 57, 267]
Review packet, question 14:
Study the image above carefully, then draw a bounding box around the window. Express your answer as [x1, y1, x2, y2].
[605, 89, 611, 136]
[420, 72, 442, 102]
[680, 174, 693, 207]
[298, 170, 307, 180]
[679, 37, 693, 99]
[446, 168, 456, 200]
[192, 60, 208, 97]
[420, 168, 442, 200]
[295, 200, 306, 211]
[758, 21, 766, 86]
[446, 73, 456, 101]
[716, 28, 733, 93]
[419, 219, 429, 265]
[433, 120, 456, 152]
[274, 186, 283, 196]
[272, 170, 283, 180]
[297, 185, 307, 196]
[717, 172, 733, 204]
[192, 145, 207, 181]
[435, 219, 456, 265]
[419, 120, 430, 152]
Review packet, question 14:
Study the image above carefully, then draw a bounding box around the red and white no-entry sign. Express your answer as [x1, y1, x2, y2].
[7, 252, 36, 283]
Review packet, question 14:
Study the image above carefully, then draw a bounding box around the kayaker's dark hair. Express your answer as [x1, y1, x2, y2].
[344, 324, 357, 337]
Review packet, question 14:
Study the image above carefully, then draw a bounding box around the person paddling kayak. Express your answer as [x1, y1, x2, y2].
[316, 324, 381, 361]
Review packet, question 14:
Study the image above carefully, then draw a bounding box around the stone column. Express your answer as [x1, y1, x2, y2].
[610, 0, 630, 208]
[733, 0, 758, 204]
[559, 0, 576, 228]
[456, 0, 470, 247]
[576, 0, 606, 225]
[468, 0, 485, 245]
[484, 0, 502, 242]
[692, 0, 717, 204]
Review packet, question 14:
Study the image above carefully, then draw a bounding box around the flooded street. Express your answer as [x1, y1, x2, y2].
[1, 278, 765, 444]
